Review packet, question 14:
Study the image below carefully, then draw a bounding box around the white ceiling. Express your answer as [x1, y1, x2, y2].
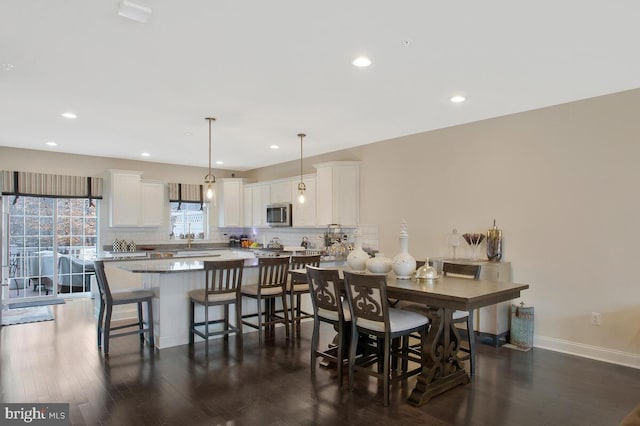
[2, 1, 640, 171]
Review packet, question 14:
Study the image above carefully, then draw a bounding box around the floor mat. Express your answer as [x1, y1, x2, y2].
[8, 299, 66, 309]
[1, 306, 54, 326]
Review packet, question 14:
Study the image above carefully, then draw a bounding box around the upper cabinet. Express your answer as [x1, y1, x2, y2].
[314, 161, 360, 227]
[269, 180, 292, 204]
[244, 183, 270, 227]
[217, 178, 250, 227]
[291, 175, 316, 227]
[109, 170, 165, 227]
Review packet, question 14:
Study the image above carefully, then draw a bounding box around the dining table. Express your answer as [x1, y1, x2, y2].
[290, 267, 529, 406]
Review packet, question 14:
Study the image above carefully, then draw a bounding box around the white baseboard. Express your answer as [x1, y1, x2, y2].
[535, 335, 640, 369]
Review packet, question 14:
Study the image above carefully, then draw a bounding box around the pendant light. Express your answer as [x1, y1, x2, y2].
[297, 133, 306, 204]
[204, 117, 216, 205]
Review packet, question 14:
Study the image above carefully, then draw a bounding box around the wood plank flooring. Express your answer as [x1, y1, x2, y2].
[1, 298, 639, 425]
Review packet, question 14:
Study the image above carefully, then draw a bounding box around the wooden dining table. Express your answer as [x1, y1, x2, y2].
[290, 267, 529, 406]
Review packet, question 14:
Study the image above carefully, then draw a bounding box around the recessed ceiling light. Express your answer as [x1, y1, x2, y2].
[45, 141, 57, 146]
[270, 145, 279, 150]
[141, 152, 150, 157]
[215, 161, 224, 165]
[450, 95, 466, 103]
[61, 112, 78, 119]
[352, 57, 372, 68]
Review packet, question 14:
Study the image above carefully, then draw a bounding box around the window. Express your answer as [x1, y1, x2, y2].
[5, 196, 98, 300]
[170, 202, 206, 239]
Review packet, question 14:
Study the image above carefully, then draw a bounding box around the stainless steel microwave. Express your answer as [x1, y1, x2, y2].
[266, 203, 292, 227]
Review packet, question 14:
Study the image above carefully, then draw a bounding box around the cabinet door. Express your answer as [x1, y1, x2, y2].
[140, 182, 165, 226]
[252, 185, 270, 226]
[110, 173, 141, 227]
[218, 179, 243, 227]
[315, 167, 333, 225]
[292, 176, 316, 227]
[332, 166, 358, 226]
[270, 181, 292, 204]
[243, 187, 253, 227]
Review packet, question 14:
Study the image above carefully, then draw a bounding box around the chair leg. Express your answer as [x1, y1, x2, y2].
[189, 300, 195, 346]
[289, 290, 296, 339]
[336, 321, 343, 388]
[257, 297, 263, 348]
[204, 302, 209, 356]
[137, 302, 144, 346]
[224, 304, 229, 342]
[348, 324, 358, 391]
[97, 298, 105, 348]
[104, 305, 113, 355]
[467, 310, 476, 376]
[383, 336, 391, 406]
[235, 300, 243, 349]
[281, 292, 290, 340]
[310, 317, 319, 378]
[147, 297, 154, 350]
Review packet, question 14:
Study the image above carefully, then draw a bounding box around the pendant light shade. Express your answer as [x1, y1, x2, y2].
[297, 133, 306, 204]
[204, 117, 216, 205]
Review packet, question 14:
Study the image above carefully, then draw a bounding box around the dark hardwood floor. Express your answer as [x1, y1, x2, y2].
[1, 299, 639, 425]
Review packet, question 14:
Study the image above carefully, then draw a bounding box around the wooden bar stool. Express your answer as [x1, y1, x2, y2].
[288, 254, 320, 338]
[189, 259, 244, 355]
[94, 260, 155, 355]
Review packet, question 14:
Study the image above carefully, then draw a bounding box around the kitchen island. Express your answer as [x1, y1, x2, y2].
[114, 251, 343, 349]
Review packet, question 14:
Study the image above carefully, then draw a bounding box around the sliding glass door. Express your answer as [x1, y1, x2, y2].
[4, 196, 97, 302]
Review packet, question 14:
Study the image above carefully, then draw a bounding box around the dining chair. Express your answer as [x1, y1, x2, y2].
[306, 266, 351, 387]
[442, 262, 481, 376]
[343, 271, 428, 406]
[94, 260, 155, 355]
[241, 256, 290, 347]
[188, 259, 244, 354]
[288, 254, 321, 338]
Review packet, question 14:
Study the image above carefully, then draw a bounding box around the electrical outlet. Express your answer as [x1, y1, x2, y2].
[591, 312, 602, 326]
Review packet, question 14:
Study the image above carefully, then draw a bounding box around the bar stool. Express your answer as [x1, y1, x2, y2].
[188, 259, 244, 354]
[241, 256, 290, 347]
[306, 266, 351, 387]
[288, 254, 320, 338]
[343, 271, 428, 406]
[94, 260, 155, 355]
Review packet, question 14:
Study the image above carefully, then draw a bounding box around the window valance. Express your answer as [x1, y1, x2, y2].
[1, 170, 103, 202]
[168, 182, 204, 209]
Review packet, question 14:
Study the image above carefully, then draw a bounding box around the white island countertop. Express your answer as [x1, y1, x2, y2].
[117, 256, 260, 273]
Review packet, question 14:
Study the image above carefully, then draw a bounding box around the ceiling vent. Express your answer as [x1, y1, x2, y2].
[118, 1, 152, 23]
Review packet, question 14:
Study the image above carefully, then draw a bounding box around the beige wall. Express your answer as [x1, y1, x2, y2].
[3, 88, 639, 366]
[245, 89, 640, 366]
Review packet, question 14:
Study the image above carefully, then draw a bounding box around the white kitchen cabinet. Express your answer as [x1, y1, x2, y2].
[243, 183, 270, 227]
[109, 170, 165, 227]
[291, 175, 316, 227]
[432, 258, 513, 346]
[252, 184, 270, 227]
[314, 161, 360, 227]
[243, 187, 253, 227]
[140, 181, 165, 226]
[270, 180, 292, 204]
[217, 178, 250, 227]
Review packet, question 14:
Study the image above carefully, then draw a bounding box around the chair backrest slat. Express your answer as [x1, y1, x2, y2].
[343, 271, 388, 330]
[306, 266, 344, 319]
[204, 259, 244, 296]
[257, 256, 289, 289]
[291, 255, 321, 283]
[93, 260, 113, 304]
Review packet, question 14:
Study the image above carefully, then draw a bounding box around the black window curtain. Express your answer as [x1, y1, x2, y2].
[1, 170, 103, 205]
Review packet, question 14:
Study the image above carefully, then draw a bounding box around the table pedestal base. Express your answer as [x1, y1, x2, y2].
[407, 306, 471, 406]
